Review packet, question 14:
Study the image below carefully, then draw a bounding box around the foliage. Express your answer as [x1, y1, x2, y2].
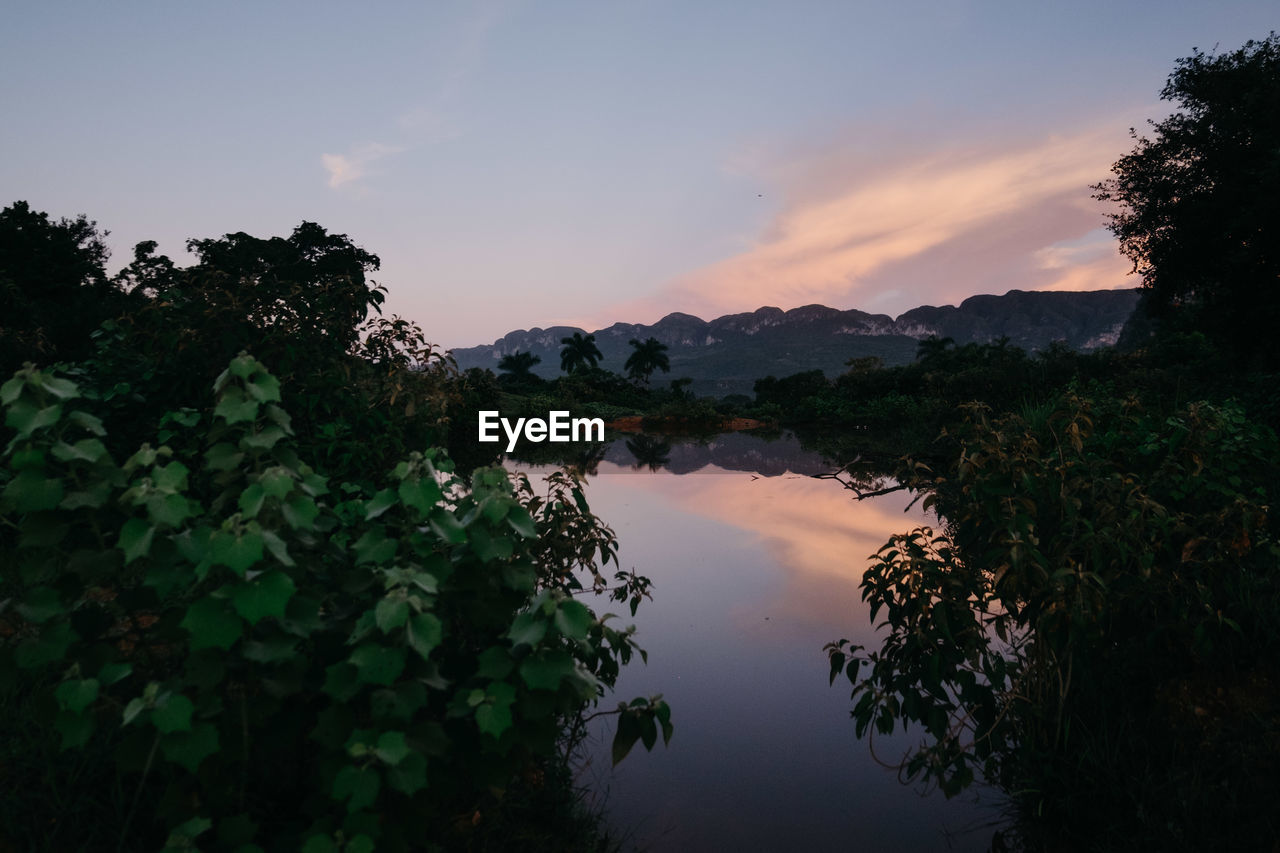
[1094, 34, 1280, 367]
[623, 338, 670, 386]
[559, 333, 603, 375]
[0, 201, 136, 374]
[1, 209, 474, 480]
[497, 351, 544, 389]
[827, 394, 1280, 848]
[0, 356, 669, 851]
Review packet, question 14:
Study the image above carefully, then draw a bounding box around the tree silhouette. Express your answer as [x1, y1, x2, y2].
[915, 335, 955, 365]
[624, 337, 671, 385]
[497, 350, 541, 380]
[0, 201, 134, 373]
[626, 434, 672, 471]
[559, 332, 603, 374]
[1094, 34, 1280, 366]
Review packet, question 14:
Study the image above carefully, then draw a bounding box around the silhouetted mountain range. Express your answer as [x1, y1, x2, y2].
[452, 288, 1142, 396]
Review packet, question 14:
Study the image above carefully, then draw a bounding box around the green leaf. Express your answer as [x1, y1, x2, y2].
[3, 469, 64, 512]
[160, 722, 219, 771]
[352, 530, 396, 565]
[507, 610, 548, 648]
[428, 509, 466, 544]
[475, 682, 516, 738]
[259, 467, 293, 499]
[506, 505, 537, 538]
[364, 488, 397, 520]
[99, 662, 133, 686]
[117, 518, 155, 564]
[260, 529, 294, 566]
[349, 644, 406, 686]
[241, 425, 286, 450]
[67, 410, 106, 436]
[282, 495, 319, 530]
[246, 371, 281, 403]
[386, 751, 428, 795]
[519, 650, 576, 691]
[152, 461, 189, 491]
[237, 483, 266, 518]
[15, 621, 76, 668]
[165, 816, 213, 846]
[181, 598, 243, 651]
[5, 401, 61, 438]
[123, 698, 149, 726]
[38, 374, 79, 400]
[406, 612, 443, 661]
[231, 570, 297, 625]
[55, 678, 100, 713]
[149, 492, 192, 528]
[332, 765, 381, 813]
[555, 600, 593, 641]
[205, 442, 244, 472]
[55, 710, 95, 750]
[476, 646, 514, 679]
[398, 477, 443, 516]
[153, 694, 195, 733]
[17, 587, 65, 623]
[612, 710, 641, 766]
[374, 731, 410, 766]
[0, 375, 21, 405]
[51, 438, 109, 464]
[210, 528, 264, 575]
[302, 835, 338, 853]
[215, 387, 258, 425]
[375, 597, 409, 633]
[323, 663, 361, 702]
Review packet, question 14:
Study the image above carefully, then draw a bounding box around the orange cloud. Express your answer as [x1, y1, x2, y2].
[611, 120, 1137, 323]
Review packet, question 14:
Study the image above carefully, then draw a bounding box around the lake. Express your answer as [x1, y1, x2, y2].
[515, 433, 996, 852]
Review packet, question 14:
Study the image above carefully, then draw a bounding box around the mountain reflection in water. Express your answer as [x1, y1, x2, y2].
[514, 433, 992, 852]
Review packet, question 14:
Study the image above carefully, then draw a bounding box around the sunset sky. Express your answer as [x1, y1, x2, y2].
[3, 2, 1275, 348]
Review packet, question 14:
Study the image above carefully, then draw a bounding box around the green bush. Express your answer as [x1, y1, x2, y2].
[828, 394, 1280, 848]
[0, 355, 668, 852]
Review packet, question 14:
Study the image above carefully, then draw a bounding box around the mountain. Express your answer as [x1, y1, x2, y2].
[452, 288, 1142, 397]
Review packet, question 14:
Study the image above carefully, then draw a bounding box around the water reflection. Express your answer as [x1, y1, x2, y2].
[515, 434, 991, 852]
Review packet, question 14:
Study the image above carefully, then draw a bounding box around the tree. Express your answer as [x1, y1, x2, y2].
[623, 337, 670, 385]
[914, 335, 955, 366]
[1094, 34, 1280, 366]
[108, 221, 387, 404]
[0, 201, 133, 373]
[558, 332, 602, 374]
[497, 350, 541, 380]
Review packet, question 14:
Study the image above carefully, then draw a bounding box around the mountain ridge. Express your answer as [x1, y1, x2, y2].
[452, 288, 1142, 396]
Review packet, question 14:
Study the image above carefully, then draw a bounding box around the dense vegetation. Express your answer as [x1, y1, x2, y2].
[822, 35, 1280, 852]
[3, 30, 1276, 853]
[0, 212, 669, 851]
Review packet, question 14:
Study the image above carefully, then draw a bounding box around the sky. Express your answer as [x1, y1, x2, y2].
[3, 2, 1275, 349]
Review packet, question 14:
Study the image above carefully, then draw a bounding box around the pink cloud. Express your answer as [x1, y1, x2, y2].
[605, 120, 1137, 324]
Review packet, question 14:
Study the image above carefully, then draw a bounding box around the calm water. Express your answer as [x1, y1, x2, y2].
[517, 434, 994, 852]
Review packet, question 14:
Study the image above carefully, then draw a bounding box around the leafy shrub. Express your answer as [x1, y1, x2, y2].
[0, 355, 668, 852]
[828, 394, 1280, 848]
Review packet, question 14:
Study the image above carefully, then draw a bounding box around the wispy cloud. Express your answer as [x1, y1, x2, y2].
[611, 120, 1137, 323]
[321, 142, 404, 189]
[321, 2, 510, 192]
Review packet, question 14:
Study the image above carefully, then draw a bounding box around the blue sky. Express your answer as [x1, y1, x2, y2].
[3, 2, 1275, 348]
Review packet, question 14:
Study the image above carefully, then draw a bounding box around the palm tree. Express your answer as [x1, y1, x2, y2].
[915, 335, 955, 366]
[497, 350, 541, 380]
[624, 337, 671, 385]
[559, 332, 602, 374]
